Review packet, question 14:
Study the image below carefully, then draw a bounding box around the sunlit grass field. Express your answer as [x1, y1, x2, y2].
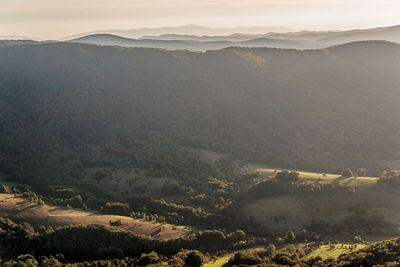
[247, 164, 379, 188]
[204, 256, 230, 267]
[307, 244, 366, 259]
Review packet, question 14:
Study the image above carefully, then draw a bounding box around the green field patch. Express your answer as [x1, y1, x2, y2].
[307, 244, 366, 259]
[336, 177, 379, 187]
[247, 165, 379, 188]
[204, 256, 230, 267]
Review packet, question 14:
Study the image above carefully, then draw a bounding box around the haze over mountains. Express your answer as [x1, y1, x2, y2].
[62, 25, 295, 40]
[68, 24, 400, 51]
[2, 24, 400, 51]
[71, 34, 319, 51]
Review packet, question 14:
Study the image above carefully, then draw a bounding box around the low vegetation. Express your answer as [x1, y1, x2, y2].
[226, 238, 400, 266]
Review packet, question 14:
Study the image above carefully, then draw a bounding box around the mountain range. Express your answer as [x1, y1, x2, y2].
[68, 24, 400, 51]
[70, 34, 319, 51]
[2, 24, 400, 51]
[61, 25, 295, 40]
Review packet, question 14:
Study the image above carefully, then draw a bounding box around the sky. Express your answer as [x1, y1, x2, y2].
[1, 0, 400, 38]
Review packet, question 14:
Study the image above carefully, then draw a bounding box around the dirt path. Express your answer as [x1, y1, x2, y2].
[0, 193, 188, 240]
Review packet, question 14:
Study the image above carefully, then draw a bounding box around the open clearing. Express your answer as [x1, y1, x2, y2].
[0, 193, 188, 240]
[307, 244, 366, 259]
[243, 164, 379, 187]
[204, 256, 230, 267]
[193, 149, 379, 188]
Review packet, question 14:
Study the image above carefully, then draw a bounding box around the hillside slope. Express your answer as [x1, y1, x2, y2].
[0, 41, 400, 193]
[0, 194, 187, 240]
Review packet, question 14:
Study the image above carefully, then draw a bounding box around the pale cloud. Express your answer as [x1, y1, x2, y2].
[0, 0, 399, 38]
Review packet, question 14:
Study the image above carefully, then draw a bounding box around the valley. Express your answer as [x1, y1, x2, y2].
[1, 36, 400, 266]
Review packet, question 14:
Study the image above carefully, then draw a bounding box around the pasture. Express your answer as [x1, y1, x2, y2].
[204, 256, 230, 267]
[245, 164, 379, 187]
[307, 244, 366, 259]
[0, 193, 188, 240]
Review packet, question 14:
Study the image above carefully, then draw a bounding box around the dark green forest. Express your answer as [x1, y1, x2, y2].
[1, 41, 400, 191]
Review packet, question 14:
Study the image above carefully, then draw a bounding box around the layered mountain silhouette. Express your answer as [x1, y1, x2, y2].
[69, 25, 400, 51]
[62, 25, 294, 40]
[70, 34, 318, 51]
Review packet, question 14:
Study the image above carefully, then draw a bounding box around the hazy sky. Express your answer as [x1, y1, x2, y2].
[1, 0, 400, 38]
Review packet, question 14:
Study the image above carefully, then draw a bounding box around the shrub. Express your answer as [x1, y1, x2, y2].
[137, 251, 160, 266]
[185, 251, 205, 267]
[266, 244, 276, 258]
[0, 185, 11, 193]
[342, 168, 353, 177]
[109, 219, 122, 226]
[229, 251, 263, 266]
[275, 171, 300, 182]
[100, 202, 130, 216]
[285, 230, 296, 243]
[229, 229, 246, 242]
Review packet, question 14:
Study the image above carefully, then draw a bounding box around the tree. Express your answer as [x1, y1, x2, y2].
[138, 251, 160, 266]
[71, 195, 83, 208]
[186, 251, 205, 267]
[100, 202, 130, 216]
[354, 235, 363, 243]
[275, 237, 285, 245]
[229, 230, 246, 242]
[266, 244, 276, 258]
[275, 171, 300, 182]
[285, 231, 296, 243]
[229, 251, 262, 266]
[39, 256, 61, 267]
[342, 168, 353, 178]
[356, 168, 367, 177]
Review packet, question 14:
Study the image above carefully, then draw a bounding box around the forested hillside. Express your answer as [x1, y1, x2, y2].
[1, 41, 400, 194]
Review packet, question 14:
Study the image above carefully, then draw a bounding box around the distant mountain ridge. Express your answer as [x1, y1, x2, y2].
[318, 24, 400, 44]
[70, 33, 320, 51]
[0, 35, 47, 41]
[61, 24, 294, 40]
[4, 24, 400, 51]
[68, 24, 400, 51]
